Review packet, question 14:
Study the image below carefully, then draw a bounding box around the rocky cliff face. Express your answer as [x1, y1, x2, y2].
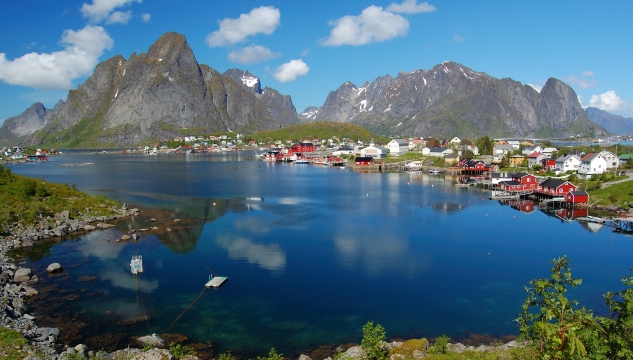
[0, 101, 65, 146]
[585, 107, 633, 135]
[305, 61, 606, 138]
[25, 32, 298, 147]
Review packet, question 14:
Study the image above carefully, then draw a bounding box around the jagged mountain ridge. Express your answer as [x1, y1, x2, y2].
[23, 32, 299, 147]
[223, 68, 298, 127]
[585, 107, 633, 135]
[302, 61, 607, 138]
[0, 101, 65, 146]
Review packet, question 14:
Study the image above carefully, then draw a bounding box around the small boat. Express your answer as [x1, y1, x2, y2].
[429, 169, 442, 174]
[205, 275, 228, 288]
[130, 255, 143, 275]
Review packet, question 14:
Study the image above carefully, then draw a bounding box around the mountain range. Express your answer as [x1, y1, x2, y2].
[0, 32, 618, 147]
[584, 107, 633, 135]
[300, 61, 606, 139]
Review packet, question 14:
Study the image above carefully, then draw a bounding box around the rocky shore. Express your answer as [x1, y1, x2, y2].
[1, 205, 523, 359]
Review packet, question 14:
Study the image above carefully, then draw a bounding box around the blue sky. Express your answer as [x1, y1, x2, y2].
[1, 0, 632, 124]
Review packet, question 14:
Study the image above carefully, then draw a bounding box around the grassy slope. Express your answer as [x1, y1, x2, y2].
[248, 121, 387, 144]
[0, 164, 118, 228]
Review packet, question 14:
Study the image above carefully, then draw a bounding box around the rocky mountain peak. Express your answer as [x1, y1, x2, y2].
[223, 68, 262, 94]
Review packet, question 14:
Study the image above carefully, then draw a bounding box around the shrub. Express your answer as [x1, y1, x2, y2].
[257, 348, 284, 360]
[361, 321, 387, 360]
[169, 343, 196, 359]
[427, 335, 450, 355]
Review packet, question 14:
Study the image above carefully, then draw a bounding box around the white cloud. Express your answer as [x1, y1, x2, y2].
[452, 35, 464, 43]
[386, 0, 437, 14]
[206, 6, 280, 47]
[0, 25, 114, 90]
[273, 59, 309, 82]
[565, 74, 597, 89]
[300, 48, 310, 56]
[228, 44, 280, 64]
[589, 90, 624, 111]
[588, 90, 633, 116]
[81, 0, 142, 24]
[141, 13, 151, 22]
[322, 5, 410, 46]
[105, 10, 132, 24]
[581, 71, 594, 77]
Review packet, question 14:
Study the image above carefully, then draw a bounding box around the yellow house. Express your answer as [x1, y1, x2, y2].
[509, 155, 526, 167]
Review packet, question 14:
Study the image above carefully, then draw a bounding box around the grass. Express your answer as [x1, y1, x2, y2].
[0, 327, 28, 360]
[0, 164, 119, 230]
[248, 121, 387, 144]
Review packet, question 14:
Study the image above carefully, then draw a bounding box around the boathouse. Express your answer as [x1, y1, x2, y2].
[537, 178, 577, 196]
[355, 157, 374, 166]
[565, 190, 589, 204]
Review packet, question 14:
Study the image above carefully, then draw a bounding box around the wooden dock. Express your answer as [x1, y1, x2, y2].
[205, 276, 228, 288]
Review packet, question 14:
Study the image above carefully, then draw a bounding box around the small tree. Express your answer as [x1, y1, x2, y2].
[361, 321, 387, 360]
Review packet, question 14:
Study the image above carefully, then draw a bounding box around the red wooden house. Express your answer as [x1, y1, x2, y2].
[542, 158, 556, 170]
[355, 157, 374, 165]
[288, 142, 315, 154]
[537, 178, 577, 196]
[509, 200, 536, 214]
[565, 190, 589, 204]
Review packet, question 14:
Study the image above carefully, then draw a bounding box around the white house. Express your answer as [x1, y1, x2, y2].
[361, 144, 388, 159]
[424, 147, 454, 157]
[457, 144, 480, 156]
[449, 137, 461, 145]
[493, 144, 514, 156]
[409, 139, 425, 150]
[541, 147, 558, 158]
[387, 139, 409, 155]
[578, 153, 607, 178]
[522, 145, 543, 155]
[507, 141, 521, 150]
[599, 150, 620, 169]
[555, 154, 581, 172]
[528, 152, 546, 168]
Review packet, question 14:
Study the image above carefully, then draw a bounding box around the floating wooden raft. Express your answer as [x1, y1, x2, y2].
[205, 276, 228, 288]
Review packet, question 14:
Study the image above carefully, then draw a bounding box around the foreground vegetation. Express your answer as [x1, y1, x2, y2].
[0, 164, 118, 230]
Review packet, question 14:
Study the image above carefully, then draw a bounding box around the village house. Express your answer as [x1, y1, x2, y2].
[565, 190, 589, 205]
[599, 150, 620, 169]
[409, 139, 425, 150]
[498, 173, 538, 192]
[528, 152, 546, 168]
[538, 178, 577, 196]
[509, 155, 526, 167]
[445, 153, 460, 165]
[387, 139, 409, 156]
[449, 137, 461, 145]
[507, 141, 521, 150]
[423, 147, 454, 157]
[541, 147, 558, 158]
[361, 144, 388, 159]
[578, 153, 607, 178]
[555, 154, 581, 172]
[493, 144, 514, 156]
[457, 144, 479, 156]
[354, 157, 374, 166]
[522, 145, 543, 155]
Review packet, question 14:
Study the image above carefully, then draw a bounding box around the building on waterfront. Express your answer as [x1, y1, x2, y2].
[387, 139, 409, 156]
[360, 144, 388, 159]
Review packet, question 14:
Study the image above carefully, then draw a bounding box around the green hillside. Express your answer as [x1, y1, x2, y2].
[247, 121, 387, 144]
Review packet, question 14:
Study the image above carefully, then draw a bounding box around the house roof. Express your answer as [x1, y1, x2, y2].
[569, 190, 589, 196]
[429, 147, 449, 153]
[539, 178, 571, 189]
[500, 180, 522, 186]
[582, 153, 603, 162]
[445, 154, 459, 159]
[355, 157, 374, 162]
[494, 144, 514, 150]
[390, 139, 409, 145]
[620, 154, 633, 160]
[529, 152, 542, 158]
[556, 154, 580, 164]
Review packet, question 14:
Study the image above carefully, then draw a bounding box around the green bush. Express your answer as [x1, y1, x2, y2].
[168, 343, 196, 359]
[257, 348, 284, 360]
[427, 335, 450, 355]
[361, 321, 387, 360]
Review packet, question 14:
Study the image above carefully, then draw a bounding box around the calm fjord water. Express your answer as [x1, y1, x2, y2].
[8, 152, 633, 354]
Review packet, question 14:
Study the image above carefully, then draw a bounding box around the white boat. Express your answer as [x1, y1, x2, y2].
[429, 169, 442, 174]
[130, 255, 143, 274]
